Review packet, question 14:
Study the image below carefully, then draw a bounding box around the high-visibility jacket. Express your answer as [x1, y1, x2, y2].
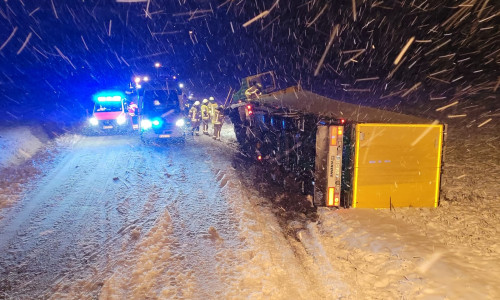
[189, 106, 200, 122]
[213, 109, 224, 125]
[245, 83, 262, 99]
[208, 102, 218, 123]
[201, 104, 210, 120]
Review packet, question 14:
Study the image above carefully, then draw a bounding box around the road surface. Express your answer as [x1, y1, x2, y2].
[0, 133, 339, 299]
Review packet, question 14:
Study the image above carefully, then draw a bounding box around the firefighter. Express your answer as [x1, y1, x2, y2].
[201, 98, 210, 135]
[189, 101, 201, 136]
[127, 101, 139, 129]
[212, 106, 224, 141]
[208, 96, 218, 134]
[245, 81, 262, 99]
[128, 101, 138, 116]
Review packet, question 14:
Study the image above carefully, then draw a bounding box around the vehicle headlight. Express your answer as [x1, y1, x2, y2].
[116, 114, 126, 125]
[89, 117, 98, 126]
[141, 119, 152, 130]
[175, 119, 185, 127]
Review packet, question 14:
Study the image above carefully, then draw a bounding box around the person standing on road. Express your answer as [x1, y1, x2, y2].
[208, 96, 218, 136]
[201, 98, 210, 135]
[189, 101, 201, 136]
[212, 106, 224, 141]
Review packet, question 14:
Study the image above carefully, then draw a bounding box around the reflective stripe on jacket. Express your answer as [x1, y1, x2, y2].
[189, 107, 200, 121]
[214, 110, 224, 125]
[201, 104, 210, 120]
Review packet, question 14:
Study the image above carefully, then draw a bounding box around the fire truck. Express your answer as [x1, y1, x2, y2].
[228, 72, 445, 208]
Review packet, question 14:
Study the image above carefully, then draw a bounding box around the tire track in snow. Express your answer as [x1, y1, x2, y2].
[49, 140, 188, 298]
[98, 139, 247, 299]
[0, 135, 192, 299]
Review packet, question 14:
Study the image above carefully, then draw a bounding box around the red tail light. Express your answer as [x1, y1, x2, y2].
[340, 119, 345, 124]
[257, 155, 262, 161]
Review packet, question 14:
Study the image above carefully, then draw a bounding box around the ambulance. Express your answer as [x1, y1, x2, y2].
[88, 92, 131, 133]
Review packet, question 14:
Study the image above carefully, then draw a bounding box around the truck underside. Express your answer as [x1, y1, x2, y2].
[229, 80, 444, 208]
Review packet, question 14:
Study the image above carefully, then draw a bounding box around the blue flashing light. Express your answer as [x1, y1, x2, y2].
[93, 91, 125, 103]
[152, 120, 160, 126]
[97, 95, 121, 102]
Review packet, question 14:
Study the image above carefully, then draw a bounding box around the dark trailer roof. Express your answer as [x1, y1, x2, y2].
[256, 88, 434, 124]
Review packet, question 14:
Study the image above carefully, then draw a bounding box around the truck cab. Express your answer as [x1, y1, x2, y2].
[232, 71, 277, 104]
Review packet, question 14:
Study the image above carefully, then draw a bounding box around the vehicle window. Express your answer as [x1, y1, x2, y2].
[143, 90, 179, 113]
[94, 102, 123, 113]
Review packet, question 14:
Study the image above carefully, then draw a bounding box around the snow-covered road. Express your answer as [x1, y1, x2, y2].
[0, 132, 339, 299]
[0, 119, 499, 299]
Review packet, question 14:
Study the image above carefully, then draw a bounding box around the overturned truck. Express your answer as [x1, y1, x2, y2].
[228, 72, 445, 209]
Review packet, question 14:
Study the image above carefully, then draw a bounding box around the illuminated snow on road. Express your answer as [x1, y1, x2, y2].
[0, 121, 498, 299]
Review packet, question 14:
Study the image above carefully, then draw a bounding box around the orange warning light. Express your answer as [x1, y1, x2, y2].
[330, 127, 337, 146]
[328, 187, 335, 206]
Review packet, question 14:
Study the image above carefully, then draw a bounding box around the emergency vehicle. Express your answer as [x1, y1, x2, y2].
[139, 88, 186, 141]
[88, 92, 132, 133]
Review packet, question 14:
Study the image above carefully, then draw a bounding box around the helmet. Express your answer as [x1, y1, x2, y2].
[209, 96, 215, 101]
[194, 100, 200, 106]
[202, 99, 208, 104]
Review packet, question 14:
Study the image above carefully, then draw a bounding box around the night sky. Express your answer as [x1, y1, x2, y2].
[0, 0, 498, 124]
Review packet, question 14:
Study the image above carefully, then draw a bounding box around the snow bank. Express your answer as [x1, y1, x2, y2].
[0, 126, 48, 168]
[0, 126, 81, 210]
[440, 118, 499, 202]
[309, 118, 500, 298]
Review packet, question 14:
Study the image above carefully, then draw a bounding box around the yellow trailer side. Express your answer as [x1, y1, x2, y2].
[352, 123, 443, 208]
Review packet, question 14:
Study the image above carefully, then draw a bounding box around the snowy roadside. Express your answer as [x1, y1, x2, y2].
[210, 118, 500, 298]
[0, 126, 48, 169]
[306, 118, 500, 299]
[0, 125, 81, 210]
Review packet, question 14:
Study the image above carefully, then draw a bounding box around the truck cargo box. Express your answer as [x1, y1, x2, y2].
[352, 123, 443, 208]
